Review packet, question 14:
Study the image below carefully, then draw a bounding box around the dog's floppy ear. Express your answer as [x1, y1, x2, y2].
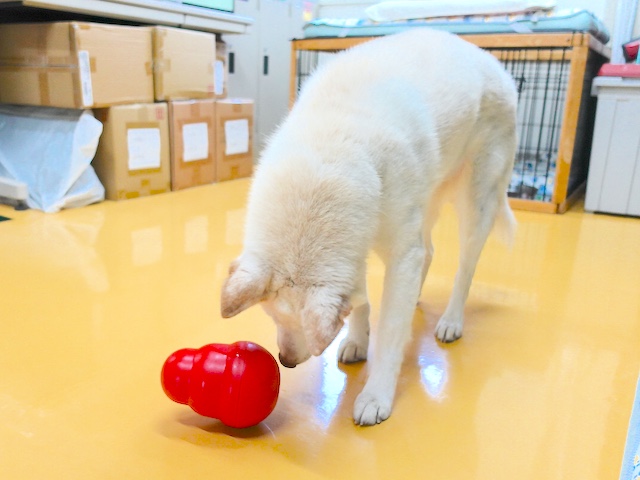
[220, 256, 271, 318]
[302, 289, 352, 356]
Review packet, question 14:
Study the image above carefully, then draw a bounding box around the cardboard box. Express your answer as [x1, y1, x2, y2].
[153, 27, 216, 101]
[215, 98, 254, 182]
[0, 22, 153, 109]
[215, 41, 228, 99]
[169, 99, 217, 191]
[93, 103, 171, 201]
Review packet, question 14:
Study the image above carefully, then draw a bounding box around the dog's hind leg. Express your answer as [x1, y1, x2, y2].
[420, 188, 446, 294]
[434, 141, 515, 343]
[419, 232, 434, 299]
[339, 272, 370, 364]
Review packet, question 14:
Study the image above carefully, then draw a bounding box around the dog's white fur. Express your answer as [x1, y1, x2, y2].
[221, 29, 517, 425]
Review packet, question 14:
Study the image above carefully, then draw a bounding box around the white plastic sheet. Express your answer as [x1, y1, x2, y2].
[0, 105, 104, 213]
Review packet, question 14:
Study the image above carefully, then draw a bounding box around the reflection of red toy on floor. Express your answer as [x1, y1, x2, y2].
[161, 341, 280, 428]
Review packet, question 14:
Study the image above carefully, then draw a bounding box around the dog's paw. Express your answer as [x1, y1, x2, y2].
[434, 316, 463, 343]
[353, 391, 392, 426]
[338, 336, 368, 364]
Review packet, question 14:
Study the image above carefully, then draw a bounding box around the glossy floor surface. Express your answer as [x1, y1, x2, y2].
[0, 180, 639, 480]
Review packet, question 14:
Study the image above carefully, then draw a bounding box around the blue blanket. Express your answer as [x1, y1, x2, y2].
[304, 9, 610, 44]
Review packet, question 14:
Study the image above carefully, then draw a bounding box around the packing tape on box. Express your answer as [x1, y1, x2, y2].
[26, 27, 63, 65]
[191, 165, 202, 184]
[155, 27, 168, 45]
[169, 90, 215, 99]
[155, 105, 166, 120]
[134, 104, 165, 123]
[151, 186, 169, 195]
[118, 185, 168, 200]
[0, 65, 77, 107]
[120, 188, 167, 200]
[0, 55, 76, 67]
[128, 119, 158, 130]
[154, 64, 165, 99]
[0, 23, 76, 67]
[34, 27, 48, 57]
[122, 190, 139, 200]
[38, 72, 50, 105]
[153, 58, 171, 74]
[153, 29, 167, 75]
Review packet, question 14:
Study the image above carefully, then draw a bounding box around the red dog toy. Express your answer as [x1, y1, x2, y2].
[161, 341, 280, 428]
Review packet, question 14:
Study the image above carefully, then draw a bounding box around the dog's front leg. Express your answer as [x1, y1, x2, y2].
[354, 241, 425, 425]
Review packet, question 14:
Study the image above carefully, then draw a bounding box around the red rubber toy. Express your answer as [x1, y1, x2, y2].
[161, 341, 280, 428]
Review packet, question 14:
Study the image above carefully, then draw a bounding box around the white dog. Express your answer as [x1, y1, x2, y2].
[221, 29, 517, 425]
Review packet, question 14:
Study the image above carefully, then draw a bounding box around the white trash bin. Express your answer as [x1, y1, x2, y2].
[585, 76, 640, 216]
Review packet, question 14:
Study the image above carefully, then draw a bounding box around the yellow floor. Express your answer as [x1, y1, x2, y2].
[0, 180, 639, 480]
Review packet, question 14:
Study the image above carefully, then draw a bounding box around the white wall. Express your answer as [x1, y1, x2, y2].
[556, 0, 608, 19]
[555, 0, 639, 38]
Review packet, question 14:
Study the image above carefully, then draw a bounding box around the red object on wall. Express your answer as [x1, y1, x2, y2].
[161, 341, 280, 428]
[622, 37, 639, 62]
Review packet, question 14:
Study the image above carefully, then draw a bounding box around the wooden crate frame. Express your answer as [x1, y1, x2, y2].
[290, 33, 610, 213]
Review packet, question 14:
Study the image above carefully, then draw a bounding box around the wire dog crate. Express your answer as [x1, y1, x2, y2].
[290, 33, 609, 213]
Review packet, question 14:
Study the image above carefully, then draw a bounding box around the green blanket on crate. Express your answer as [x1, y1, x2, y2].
[303, 9, 610, 44]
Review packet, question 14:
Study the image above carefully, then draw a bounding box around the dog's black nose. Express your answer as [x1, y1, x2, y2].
[278, 353, 297, 368]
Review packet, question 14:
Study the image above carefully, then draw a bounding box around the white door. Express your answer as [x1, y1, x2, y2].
[257, 0, 295, 151]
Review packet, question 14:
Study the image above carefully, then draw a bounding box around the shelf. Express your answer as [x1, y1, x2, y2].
[0, 0, 254, 34]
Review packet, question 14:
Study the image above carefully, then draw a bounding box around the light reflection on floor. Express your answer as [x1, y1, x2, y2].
[315, 330, 348, 428]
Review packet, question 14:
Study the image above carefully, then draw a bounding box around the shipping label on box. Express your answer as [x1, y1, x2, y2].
[215, 98, 254, 182]
[224, 119, 249, 155]
[0, 22, 153, 109]
[153, 27, 216, 101]
[93, 103, 171, 200]
[127, 128, 162, 171]
[169, 99, 216, 191]
[182, 122, 209, 162]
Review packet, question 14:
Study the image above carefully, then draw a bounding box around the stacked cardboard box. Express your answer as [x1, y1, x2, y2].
[215, 98, 254, 182]
[153, 26, 216, 101]
[92, 103, 171, 200]
[0, 21, 253, 202]
[169, 99, 217, 191]
[150, 28, 252, 189]
[0, 22, 154, 109]
[154, 26, 242, 191]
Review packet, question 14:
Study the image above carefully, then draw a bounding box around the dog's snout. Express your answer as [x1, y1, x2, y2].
[278, 353, 297, 369]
